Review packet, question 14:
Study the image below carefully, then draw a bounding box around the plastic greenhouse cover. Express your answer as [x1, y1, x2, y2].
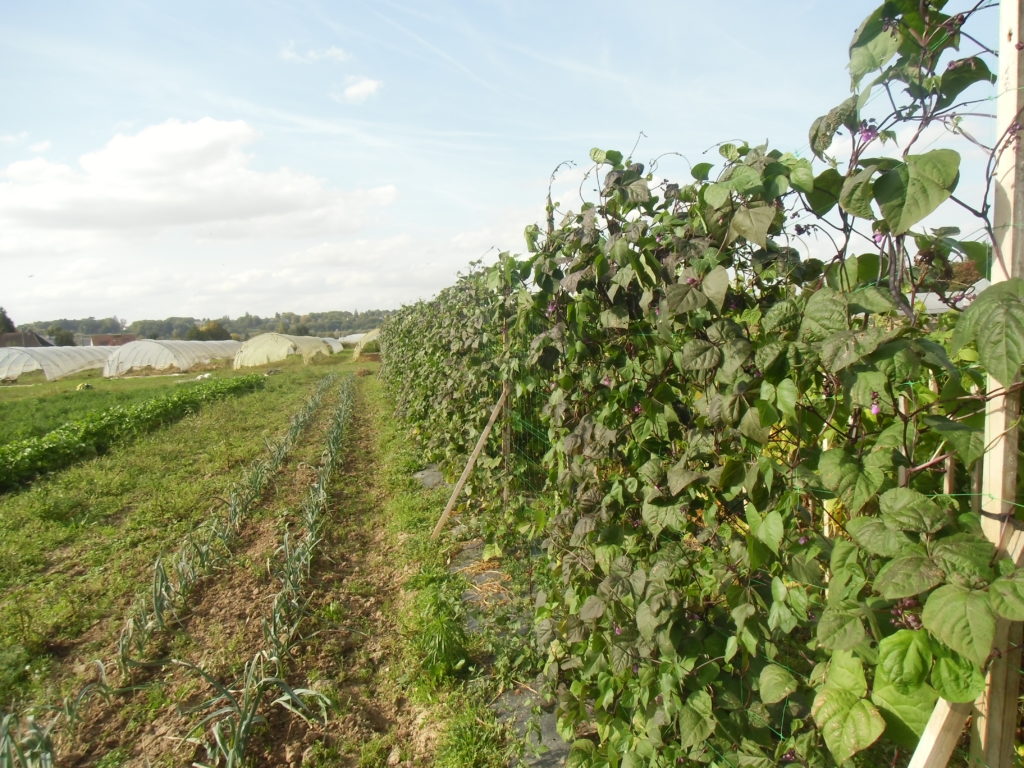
[338, 333, 365, 346]
[0, 346, 115, 381]
[233, 333, 331, 369]
[103, 339, 242, 377]
[352, 328, 380, 358]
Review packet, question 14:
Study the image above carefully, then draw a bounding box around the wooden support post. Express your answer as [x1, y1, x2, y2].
[972, 2, 1024, 765]
[907, 700, 973, 768]
[972, 529, 1024, 766]
[909, 528, 1024, 767]
[430, 385, 509, 540]
[910, 4, 1024, 766]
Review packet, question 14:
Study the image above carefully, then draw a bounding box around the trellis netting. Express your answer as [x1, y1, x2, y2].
[103, 339, 241, 377]
[232, 333, 332, 369]
[0, 346, 115, 382]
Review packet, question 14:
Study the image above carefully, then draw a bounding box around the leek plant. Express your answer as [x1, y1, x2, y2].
[116, 374, 338, 673]
[180, 654, 329, 768]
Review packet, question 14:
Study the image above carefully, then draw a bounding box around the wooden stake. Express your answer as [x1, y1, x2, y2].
[907, 700, 973, 768]
[908, 528, 1024, 768]
[971, 2, 1024, 764]
[911, 4, 1024, 765]
[430, 384, 509, 540]
[971, 529, 1024, 767]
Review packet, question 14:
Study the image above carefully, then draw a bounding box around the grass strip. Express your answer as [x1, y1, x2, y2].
[365, 377, 531, 767]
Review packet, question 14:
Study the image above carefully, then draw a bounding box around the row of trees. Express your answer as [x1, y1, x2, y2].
[9, 309, 393, 343]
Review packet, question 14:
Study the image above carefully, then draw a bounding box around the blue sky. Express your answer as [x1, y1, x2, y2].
[0, 0, 997, 324]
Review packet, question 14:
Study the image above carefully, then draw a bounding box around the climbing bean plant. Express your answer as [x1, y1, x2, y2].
[382, 2, 1024, 765]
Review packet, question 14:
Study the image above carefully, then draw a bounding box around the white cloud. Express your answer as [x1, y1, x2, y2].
[279, 41, 350, 63]
[0, 117, 424, 323]
[206, 233, 482, 312]
[0, 131, 28, 144]
[0, 117, 545, 324]
[336, 76, 382, 104]
[0, 117, 395, 240]
[28, 140, 50, 153]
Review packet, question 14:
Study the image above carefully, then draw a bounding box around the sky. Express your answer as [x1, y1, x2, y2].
[0, 0, 999, 325]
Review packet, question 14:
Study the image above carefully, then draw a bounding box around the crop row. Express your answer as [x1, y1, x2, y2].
[0, 375, 266, 491]
[117, 373, 338, 671]
[186, 374, 355, 767]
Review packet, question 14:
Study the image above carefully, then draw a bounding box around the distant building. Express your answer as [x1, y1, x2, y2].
[88, 333, 138, 346]
[0, 330, 52, 347]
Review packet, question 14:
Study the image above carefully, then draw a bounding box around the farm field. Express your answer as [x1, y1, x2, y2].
[0, 358, 532, 767]
[5, 4, 1022, 766]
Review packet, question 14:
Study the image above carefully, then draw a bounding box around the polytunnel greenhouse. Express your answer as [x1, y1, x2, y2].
[352, 328, 380, 360]
[321, 337, 344, 353]
[338, 333, 365, 347]
[233, 333, 331, 369]
[103, 339, 242, 377]
[0, 346, 115, 382]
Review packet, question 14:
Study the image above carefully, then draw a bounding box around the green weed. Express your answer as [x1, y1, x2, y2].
[356, 733, 393, 767]
[434, 699, 517, 768]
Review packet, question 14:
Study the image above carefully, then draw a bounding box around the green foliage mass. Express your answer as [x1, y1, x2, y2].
[381, 3, 1023, 766]
[0, 375, 265, 491]
[0, 378, 189, 445]
[0, 307, 17, 334]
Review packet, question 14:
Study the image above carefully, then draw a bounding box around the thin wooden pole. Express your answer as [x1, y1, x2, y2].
[910, 4, 1024, 765]
[430, 385, 509, 540]
[907, 700, 973, 768]
[971, 1, 1024, 764]
[908, 528, 1024, 768]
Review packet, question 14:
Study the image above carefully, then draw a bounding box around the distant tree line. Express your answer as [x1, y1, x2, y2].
[15, 309, 394, 342]
[0, 307, 15, 334]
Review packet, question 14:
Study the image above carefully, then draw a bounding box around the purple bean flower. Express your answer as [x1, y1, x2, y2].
[859, 122, 879, 142]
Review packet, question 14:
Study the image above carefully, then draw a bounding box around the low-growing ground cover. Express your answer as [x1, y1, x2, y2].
[0, 371, 196, 445]
[0, 375, 267, 491]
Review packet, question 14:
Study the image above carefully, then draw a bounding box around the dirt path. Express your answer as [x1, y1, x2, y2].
[275, 376, 436, 766]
